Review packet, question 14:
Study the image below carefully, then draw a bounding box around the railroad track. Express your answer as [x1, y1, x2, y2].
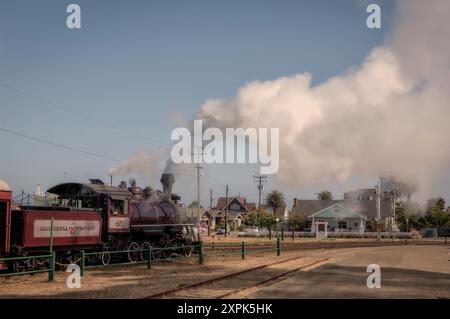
[202, 239, 415, 255]
[144, 255, 330, 299]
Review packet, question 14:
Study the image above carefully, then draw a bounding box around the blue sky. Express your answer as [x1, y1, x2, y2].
[0, 0, 395, 206]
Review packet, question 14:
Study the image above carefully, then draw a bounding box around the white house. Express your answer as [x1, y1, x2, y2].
[309, 203, 367, 233]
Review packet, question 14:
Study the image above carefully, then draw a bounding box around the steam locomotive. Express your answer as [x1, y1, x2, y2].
[0, 174, 196, 272]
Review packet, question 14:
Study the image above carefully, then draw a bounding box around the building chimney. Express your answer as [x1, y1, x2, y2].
[160, 173, 175, 200]
[35, 184, 42, 196]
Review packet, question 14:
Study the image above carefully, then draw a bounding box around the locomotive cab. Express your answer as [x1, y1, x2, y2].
[107, 195, 131, 233]
[47, 180, 132, 236]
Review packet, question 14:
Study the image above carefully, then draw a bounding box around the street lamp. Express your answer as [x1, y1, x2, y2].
[406, 218, 409, 233]
[275, 218, 280, 240]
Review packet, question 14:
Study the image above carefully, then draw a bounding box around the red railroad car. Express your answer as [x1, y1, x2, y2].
[12, 209, 102, 250]
[0, 189, 12, 270]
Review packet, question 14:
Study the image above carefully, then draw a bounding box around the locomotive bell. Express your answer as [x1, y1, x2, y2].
[127, 186, 142, 201]
[160, 173, 175, 199]
[143, 187, 154, 199]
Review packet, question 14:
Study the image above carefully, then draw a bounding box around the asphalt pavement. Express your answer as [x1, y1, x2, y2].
[249, 245, 450, 298]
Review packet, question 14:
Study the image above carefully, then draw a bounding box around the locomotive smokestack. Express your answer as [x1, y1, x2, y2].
[160, 173, 175, 200]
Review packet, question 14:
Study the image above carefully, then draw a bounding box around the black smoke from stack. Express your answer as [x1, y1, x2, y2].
[160, 173, 175, 201]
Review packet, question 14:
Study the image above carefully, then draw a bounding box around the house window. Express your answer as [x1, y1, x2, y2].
[229, 202, 243, 211]
[354, 222, 358, 227]
[338, 221, 347, 229]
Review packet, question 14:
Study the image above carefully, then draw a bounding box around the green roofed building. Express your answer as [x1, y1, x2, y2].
[309, 204, 367, 233]
[290, 187, 393, 233]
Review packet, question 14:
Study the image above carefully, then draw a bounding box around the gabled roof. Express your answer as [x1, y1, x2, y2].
[292, 200, 340, 217]
[291, 199, 392, 219]
[260, 204, 288, 217]
[199, 210, 213, 219]
[308, 203, 367, 220]
[215, 196, 255, 212]
[215, 211, 245, 220]
[186, 207, 210, 217]
[246, 202, 256, 211]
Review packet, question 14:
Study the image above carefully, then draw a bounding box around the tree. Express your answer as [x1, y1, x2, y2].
[394, 202, 415, 232]
[317, 190, 333, 201]
[287, 214, 310, 231]
[424, 197, 450, 228]
[427, 197, 446, 211]
[265, 190, 286, 215]
[188, 201, 203, 209]
[244, 211, 258, 226]
[258, 212, 277, 229]
[244, 210, 277, 229]
[366, 218, 377, 232]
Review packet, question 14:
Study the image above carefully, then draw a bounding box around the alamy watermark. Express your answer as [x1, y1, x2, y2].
[65, 3, 378, 31]
[170, 120, 279, 174]
[66, 263, 81, 289]
[66, 4, 81, 29]
[366, 4, 381, 29]
[366, 264, 381, 288]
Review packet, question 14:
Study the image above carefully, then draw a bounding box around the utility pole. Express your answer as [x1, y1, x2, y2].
[253, 175, 267, 226]
[225, 184, 229, 238]
[392, 182, 396, 239]
[192, 147, 205, 221]
[209, 188, 213, 236]
[195, 163, 203, 218]
[392, 182, 397, 222]
[377, 178, 381, 241]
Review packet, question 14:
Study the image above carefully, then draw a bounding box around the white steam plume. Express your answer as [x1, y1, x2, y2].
[109, 149, 166, 181]
[196, 0, 450, 201]
[0, 179, 11, 191]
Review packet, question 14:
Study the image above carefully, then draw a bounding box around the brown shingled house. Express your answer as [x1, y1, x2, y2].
[213, 196, 252, 229]
[215, 196, 255, 213]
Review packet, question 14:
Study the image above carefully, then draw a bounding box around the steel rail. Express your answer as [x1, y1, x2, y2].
[143, 254, 309, 299]
[215, 257, 330, 299]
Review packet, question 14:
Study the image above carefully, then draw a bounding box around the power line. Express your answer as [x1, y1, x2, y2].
[201, 178, 223, 194]
[0, 127, 120, 162]
[0, 82, 165, 146]
[203, 171, 227, 187]
[202, 175, 225, 189]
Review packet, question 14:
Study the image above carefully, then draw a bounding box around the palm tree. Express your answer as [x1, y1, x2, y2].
[317, 190, 333, 201]
[265, 190, 286, 215]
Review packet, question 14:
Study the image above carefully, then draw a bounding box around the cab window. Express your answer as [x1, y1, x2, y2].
[110, 199, 128, 215]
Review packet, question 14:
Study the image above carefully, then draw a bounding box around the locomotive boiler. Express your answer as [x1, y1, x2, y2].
[0, 174, 196, 272]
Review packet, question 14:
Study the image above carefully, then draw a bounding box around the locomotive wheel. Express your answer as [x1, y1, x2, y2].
[127, 242, 140, 263]
[183, 246, 194, 258]
[140, 241, 151, 261]
[56, 254, 66, 270]
[56, 251, 83, 270]
[86, 254, 98, 265]
[35, 257, 48, 269]
[151, 247, 163, 262]
[100, 251, 111, 266]
[12, 260, 27, 273]
[11, 253, 33, 272]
